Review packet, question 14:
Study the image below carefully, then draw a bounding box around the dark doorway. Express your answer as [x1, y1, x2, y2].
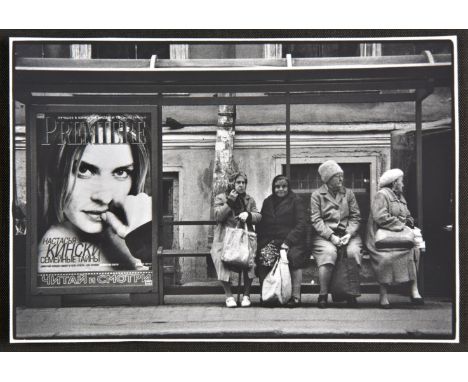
[421, 129, 454, 297]
[394, 128, 454, 297]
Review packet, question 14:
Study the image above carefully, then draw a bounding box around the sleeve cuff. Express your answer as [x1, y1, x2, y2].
[125, 222, 152, 261]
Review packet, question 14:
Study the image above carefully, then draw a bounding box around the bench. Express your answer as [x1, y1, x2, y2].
[157, 247, 377, 305]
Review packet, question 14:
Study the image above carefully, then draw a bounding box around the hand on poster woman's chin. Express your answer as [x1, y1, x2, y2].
[101, 193, 152, 239]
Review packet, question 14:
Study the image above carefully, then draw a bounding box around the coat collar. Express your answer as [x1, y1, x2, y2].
[318, 184, 346, 205]
[379, 187, 407, 204]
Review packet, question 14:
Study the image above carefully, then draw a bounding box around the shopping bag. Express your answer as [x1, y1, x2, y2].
[413, 227, 425, 250]
[221, 222, 257, 270]
[330, 246, 361, 302]
[375, 226, 415, 249]
[261, 254, 292, 305]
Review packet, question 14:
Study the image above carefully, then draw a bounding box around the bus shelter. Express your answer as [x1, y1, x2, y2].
[14, 53, 453, 306]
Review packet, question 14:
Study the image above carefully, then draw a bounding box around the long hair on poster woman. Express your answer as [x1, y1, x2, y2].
[37, 113, 152, 285]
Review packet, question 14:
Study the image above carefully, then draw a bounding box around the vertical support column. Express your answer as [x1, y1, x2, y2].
[155, 102, 164, 304]
[285, 94, 291, 179]
[25, 105, 61, 307]
[212, 102, 237, 196]
[130, 104, 162, 306]
[415, 95, 424, 295]
[415, 98, 423, 230]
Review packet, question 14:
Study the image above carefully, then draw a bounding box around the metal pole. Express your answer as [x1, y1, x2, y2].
[152, 100, 163, 304]
[415, 95, 424, 295]
[285, 93, 291, 179]
[415, 98, 423, 229]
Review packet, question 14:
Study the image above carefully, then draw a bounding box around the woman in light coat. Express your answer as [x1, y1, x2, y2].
[366, 168, 423, 308]
[210, 172, 261, 308]
[310, 160, 362, 308]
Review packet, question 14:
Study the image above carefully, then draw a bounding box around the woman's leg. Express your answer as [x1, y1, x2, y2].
[318, 264, 334, 295]
[410, 279, 422, 299]
[291, 268, 303, 300]
[379, 283, 390, 305]
[220, 281, 233, 298]
[242, 269, 253, 296]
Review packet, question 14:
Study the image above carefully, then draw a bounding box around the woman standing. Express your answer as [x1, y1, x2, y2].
[310, 160, 362, 308]
[257, 175, 307, 307]
[210, 172, 261, 308]
[366, 168, 423, 308]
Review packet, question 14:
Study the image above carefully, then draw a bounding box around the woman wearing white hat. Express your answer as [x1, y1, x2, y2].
[310, 160, 362, 308]
[366, 168, 423, 309]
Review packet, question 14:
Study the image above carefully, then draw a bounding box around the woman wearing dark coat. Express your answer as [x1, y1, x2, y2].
[256, 175, 308, 307]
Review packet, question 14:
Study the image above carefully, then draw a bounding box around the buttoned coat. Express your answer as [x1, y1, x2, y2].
[366, 187, 417, 284]
[310, 185, 361, 239]
[210, 192, 261, 282]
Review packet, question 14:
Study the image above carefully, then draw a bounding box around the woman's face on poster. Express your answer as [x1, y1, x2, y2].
[63, 144, 134, 234]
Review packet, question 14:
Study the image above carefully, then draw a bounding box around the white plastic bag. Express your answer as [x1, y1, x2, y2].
[413, 227, 425, 250]
[261, 251, 292, 305]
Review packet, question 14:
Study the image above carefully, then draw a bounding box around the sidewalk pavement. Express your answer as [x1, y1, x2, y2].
[14, 294, 454, 340]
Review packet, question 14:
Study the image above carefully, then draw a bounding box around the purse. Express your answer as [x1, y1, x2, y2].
[258, 241, 280, 267]
[221, 221, 257, 270]
[330, 246, 361, 302]
[375, 226, 415, 249]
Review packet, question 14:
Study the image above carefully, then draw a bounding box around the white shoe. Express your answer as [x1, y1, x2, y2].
[241, 296, 251, 307]
[225, 297, 237, 308]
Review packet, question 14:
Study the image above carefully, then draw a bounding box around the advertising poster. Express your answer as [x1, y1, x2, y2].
[36, 113, 152, 287]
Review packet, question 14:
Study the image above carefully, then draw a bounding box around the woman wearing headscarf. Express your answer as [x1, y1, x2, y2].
[256, 175, 308, 307]
[366, 168, 423, 309]
[310, 160, 362, 308]
[210, 172, 261, 308]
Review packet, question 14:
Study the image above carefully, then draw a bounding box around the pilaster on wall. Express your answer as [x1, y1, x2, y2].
[263, 44, 282, 59]
[70, 44, 92, 59]
[170, 44, 189, 59]
[360, 43, 382, 57]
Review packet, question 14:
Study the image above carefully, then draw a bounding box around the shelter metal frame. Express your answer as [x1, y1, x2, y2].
[14, 53, 453, 305]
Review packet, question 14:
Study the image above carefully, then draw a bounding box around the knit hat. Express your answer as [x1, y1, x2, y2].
[379, 168, 404, 188]
[318, 160, 343, 183]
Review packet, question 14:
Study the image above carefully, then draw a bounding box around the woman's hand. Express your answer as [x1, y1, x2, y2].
[330, 234, 342, 247]
[340, 233, 351, 246]
[227, 189, 238, 203]
[101, 193, 152, 238]
[238, 212, 249, 222]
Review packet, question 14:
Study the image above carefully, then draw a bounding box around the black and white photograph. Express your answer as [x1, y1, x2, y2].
[6, 34, 461, 347]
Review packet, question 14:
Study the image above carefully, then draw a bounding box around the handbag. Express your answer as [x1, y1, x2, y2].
[261, 255, 292, 305]
[375, 225, 415, 249]
[221, 221, 257, 270]
[258, 241, 280, 267]
[330, 246, 361, 302]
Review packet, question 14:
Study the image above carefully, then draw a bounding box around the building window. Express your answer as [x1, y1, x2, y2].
[282, 43, 361, 57]
[91, 42, 170, 59]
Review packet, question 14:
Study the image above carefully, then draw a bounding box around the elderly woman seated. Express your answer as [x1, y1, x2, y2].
[366, 168, 423, 309]
[310, 160, 362, 308]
